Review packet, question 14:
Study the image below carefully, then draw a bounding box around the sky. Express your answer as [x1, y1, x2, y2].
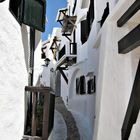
[42, 0, 67, 41]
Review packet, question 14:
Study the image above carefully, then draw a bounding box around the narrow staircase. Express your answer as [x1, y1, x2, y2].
[55, 97, 80, 140]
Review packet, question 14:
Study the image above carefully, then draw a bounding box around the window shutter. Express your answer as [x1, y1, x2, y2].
[87, 77, 96, 94]
[88, 0, 94, 31]
[76, 78, 80, 94]
[9, 0, 46, 32]
[9, 0, 23, 24]
[22, 0, 46, 32]
[100, 2, 109, 27]
[81, 20, 89, 44]
[80, 76, 86, 94]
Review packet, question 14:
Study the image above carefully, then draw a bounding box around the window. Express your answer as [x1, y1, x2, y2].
[81, 0, 94, 44]
[87, 0, 94, 32]
[80, 76, 86, 94]
[76, 78, 80, 94]
[76, 76, 86, 95]
[70, 43, 77, 55]
[100, 2, 109, 27]
[81, 20, 89, 44]
[87, 76, 96, 94]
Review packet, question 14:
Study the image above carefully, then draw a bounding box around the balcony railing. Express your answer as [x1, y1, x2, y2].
[58, 43, 77, 60]
[57, 43, 77, 68]
[23, 86, 55, 140]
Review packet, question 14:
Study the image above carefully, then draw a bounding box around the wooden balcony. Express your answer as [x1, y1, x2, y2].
[56, 43, 77, 68]
[23, 86, 55, 140]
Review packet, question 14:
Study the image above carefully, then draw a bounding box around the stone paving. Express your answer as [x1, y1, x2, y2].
[55, 97, 80, 140]
[49, 110, 67, 140]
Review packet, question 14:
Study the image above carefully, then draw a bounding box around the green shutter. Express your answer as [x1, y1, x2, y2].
[9, 0, 23, 24]
[9, 0, 46, 32]
[22, 0, 46, 32]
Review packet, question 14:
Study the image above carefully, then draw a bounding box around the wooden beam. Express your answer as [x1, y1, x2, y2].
[25, 86, 51, 93]
[58, 67, 68, 84]
[117, 0, 140, 27]
[118, 24, 140, 54]
[122, 59, 140, 140]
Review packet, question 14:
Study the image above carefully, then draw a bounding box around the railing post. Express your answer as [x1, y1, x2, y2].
[31, 92, 37, 136]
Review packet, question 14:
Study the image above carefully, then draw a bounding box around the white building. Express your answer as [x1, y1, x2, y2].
[42, 0, 140, 140]
[0, 0, 44, 139]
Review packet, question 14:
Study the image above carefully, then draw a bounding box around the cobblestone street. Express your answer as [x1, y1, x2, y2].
[54, 97, 80, 140]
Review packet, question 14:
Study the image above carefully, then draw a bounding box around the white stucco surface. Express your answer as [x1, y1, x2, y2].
[0, 1, 28, 139]
[40, 0, 140, 140]
[71, 110, 93, 140]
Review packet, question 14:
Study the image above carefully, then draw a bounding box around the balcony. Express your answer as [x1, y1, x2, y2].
[56, 42, 77, 68]
[23, 86, 55, 140]
[56, 8, 77, 41]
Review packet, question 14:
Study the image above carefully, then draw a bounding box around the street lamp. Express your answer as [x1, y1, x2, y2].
[44, 58, 50, 67]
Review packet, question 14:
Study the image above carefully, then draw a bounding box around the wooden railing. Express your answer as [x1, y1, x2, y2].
[23, 86, 55, 140]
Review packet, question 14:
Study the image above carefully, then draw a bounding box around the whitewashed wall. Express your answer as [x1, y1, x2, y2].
[91, 0, 140, 140]
[0, 1, 42, 140]
[34, 31, 44, 86]
[65, 0, 140, 140]
[0, 1, 28, 140]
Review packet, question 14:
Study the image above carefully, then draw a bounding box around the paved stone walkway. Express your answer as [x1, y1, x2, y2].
[55, 97, 80, 140]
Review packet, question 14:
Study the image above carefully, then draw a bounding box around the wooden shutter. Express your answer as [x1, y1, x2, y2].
[76, 78, 80, 94]
[9, 0, 46, 32]
[81, 20, 89, 44]
[100, 2, 109, 27]
[87, 77, 96, 94]
[22, 0, 46, 32]
[80, 76, 86, 94]
[9, 0, 22, 24]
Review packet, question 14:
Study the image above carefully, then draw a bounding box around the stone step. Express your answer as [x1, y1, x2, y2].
[55, 97, 80, 140]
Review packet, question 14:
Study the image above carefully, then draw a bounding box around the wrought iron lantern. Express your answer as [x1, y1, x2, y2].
[44, 58, 50, 67]
[50, 36, 61, 60]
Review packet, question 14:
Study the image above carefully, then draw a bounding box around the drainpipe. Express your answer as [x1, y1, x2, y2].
[24, 27, 35, 136]
[28, 27, 35, 87]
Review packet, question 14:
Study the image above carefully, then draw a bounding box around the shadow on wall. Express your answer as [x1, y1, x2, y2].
[35, 30, 41, 50]
[21, 25, 41, 71]
[21, 24, 30, 71]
